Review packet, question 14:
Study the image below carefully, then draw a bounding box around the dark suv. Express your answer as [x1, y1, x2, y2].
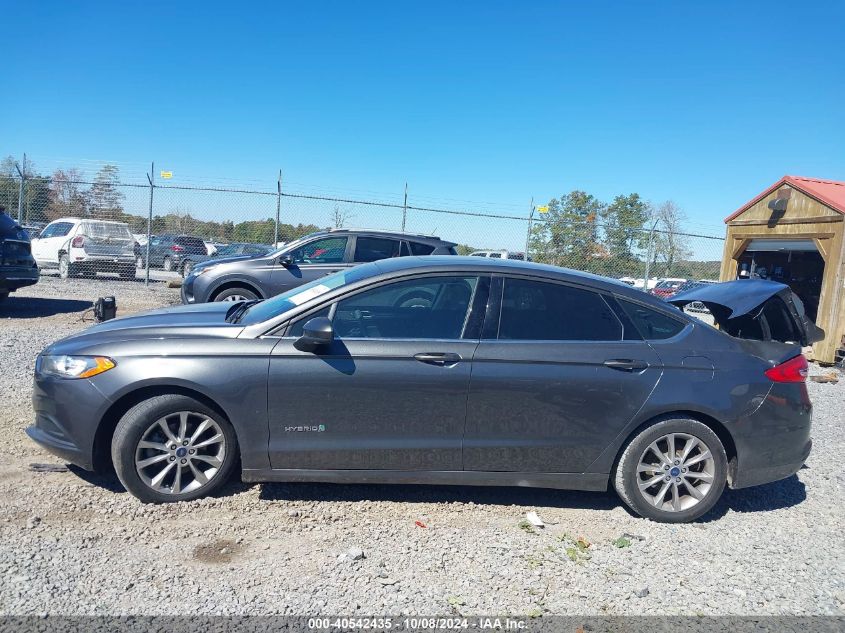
[139, 234, 210, 274]
[182, 229, 457, 303]
[1, 208, 39, 302]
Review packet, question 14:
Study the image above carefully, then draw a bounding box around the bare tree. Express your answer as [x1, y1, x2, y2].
[48, 169, 88, 220]
[652, 201, 691, 276]
[331, 204, 353, 229]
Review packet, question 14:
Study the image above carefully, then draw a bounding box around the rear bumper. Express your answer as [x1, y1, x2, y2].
[1, 266, 40, 292]
[729, 382, 813, 489]
[75, 255, 135, 268]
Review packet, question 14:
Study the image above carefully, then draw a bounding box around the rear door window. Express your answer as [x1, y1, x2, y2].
[42, 222, 74, 238]
[618, 299, 686, 340]
[353, 237, 401, 262]
[497, 278, 623, 341]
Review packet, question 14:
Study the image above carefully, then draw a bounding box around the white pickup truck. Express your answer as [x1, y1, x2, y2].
[31, 218, 136, 279]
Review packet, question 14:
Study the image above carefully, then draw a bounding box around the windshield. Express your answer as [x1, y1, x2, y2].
[238, 260, 383, 325]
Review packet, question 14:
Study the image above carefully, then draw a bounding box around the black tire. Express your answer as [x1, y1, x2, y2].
[111, 394, 239, 503]
[58, 254, 74, 279]
[163, 256, 173, 272]
[119, 265, 135, 280]
[613, 417, 727, 523]
[213, 287, 259, 302]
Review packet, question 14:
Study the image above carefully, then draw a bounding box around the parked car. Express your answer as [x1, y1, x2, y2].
[137, 234, 211, 274]
[1, 208, 39, 301]
[649, 277, 688, 299]
[29, 258, 820, 522]
[674, 279, 719, 312]
[30, 218, 135, 279]
[22, 223, 46, 239]
[469, 249, 529, 261]
[181, 228, 457, 303]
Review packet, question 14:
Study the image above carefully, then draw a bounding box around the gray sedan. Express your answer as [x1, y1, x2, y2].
[27, 257, 818, 522]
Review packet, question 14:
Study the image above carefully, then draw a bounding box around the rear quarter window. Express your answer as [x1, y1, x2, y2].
[408, 242, 436, 256]
[618, 299, 686, 340]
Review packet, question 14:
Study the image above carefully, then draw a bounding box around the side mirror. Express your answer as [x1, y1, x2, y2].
[294, 316, 334, 351]
[280, 254, 294, 266]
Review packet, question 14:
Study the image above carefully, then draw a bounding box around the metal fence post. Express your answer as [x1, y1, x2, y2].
[275, 170, 282, 246]
[642, 218, 659, 292]
[145, 163, 155, 287]
[14, 153, 26, 224]
[401, 183, 408, 232]
[524, 197, 534, 259]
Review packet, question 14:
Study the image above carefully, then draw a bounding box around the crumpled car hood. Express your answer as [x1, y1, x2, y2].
[669, 279, 787, 319]
[670, 279, 823, 346]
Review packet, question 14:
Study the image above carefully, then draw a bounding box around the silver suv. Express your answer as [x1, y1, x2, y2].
[182, 228, 457, 303]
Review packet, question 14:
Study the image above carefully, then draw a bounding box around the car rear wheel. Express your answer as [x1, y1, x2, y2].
[613, 417, 727, 523]
[213, 287, 259, 302]
[58, 254, 73, 279]
[162, 256, 173, 272]
[112, 394, 238, 503]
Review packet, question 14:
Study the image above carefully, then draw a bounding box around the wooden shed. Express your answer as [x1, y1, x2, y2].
[719, 176, 845, 364]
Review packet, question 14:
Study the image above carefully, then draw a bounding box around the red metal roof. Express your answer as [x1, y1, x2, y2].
[725, 175, 845, 223]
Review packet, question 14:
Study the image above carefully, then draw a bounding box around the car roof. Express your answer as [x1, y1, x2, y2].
[369, 256, 672, 304]
[320, 228, 454, 245]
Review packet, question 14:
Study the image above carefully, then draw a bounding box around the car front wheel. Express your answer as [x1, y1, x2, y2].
[613, 417, 727, 523]
[213, 287, 259, 302]
[111, 394, 238, 503]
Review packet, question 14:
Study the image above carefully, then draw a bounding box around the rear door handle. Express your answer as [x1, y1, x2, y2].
[603, 359, 649, 372]
[414, 352, 462, 366]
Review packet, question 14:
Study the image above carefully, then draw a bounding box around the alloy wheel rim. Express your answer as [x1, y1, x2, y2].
[635, 433, 715, 512]
[221, 294, 248, 302]
[134, 411, 226, 495]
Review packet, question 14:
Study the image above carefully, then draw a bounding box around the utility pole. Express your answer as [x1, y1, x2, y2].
[14, 154, 26, 224]
[275, 170, 282, 246]
[145, 163, 154, 287]
[524, 197, 534, 259]
[401, 182, 408, 232]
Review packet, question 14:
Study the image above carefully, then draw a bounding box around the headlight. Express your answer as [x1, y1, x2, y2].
[38, 355, 116, 379]
[191, 265, 216, 277]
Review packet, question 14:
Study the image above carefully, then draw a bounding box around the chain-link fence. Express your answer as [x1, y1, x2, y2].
[0, 164, 726, 289]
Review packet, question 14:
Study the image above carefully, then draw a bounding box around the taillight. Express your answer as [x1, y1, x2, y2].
[71, 236, 85, 248]
[171, 245, 184, 252]
[765, 355, 808, 383]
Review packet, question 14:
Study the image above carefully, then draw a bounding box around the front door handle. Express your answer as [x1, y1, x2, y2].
[603, 359, 649, 372]
[414, 352, 462, 366]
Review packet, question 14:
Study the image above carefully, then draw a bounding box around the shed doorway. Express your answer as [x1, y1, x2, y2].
[735, 239, 824, 321]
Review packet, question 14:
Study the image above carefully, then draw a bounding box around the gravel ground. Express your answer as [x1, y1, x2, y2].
[1, 276, 843, 617]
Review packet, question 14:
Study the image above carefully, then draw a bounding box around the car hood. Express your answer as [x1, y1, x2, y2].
[193, 254, 266, 271]
[670, 279, 824, 346]
[44, 301, 244, 354]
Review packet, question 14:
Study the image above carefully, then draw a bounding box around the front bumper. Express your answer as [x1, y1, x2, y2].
[27, 373, 113, 471]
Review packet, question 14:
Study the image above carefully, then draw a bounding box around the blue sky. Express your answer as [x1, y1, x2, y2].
[3, 0, 844, 235]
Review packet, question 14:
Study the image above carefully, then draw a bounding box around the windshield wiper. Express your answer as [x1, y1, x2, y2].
[225, 300, 260, 324]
